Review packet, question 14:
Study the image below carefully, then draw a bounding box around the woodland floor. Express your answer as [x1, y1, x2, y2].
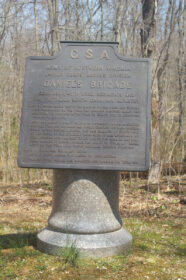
[0, 176, 185, 280]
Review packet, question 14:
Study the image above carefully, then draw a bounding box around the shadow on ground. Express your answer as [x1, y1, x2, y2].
[0, 232, 37, 249]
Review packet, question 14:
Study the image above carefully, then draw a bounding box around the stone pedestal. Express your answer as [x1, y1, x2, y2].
[37, 169, 132, 257]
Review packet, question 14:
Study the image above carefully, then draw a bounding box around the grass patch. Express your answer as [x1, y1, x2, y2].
[0, 217, 185, 280]
[60, 238, 80, 267]
[0, 180, 185, 279]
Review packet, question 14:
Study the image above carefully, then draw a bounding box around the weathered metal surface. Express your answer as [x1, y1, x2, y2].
[18, 41, 151, 171]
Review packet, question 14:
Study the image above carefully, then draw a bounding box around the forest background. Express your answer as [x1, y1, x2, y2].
[0, 0, 185, 185]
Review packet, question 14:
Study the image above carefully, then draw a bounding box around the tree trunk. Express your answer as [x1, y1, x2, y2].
[34, 0, 39, 55]
[157, 0, 177, 127]
[140, 0, 157, 58]
[176, 0, 185, 161]
[47, 0, 59, 55]
[64, 0, 70, 40]
[100, 0, 104, 41]
[140, 0, 159, 184]
[114, 0, 124, 43]
[75, 0, 81, 40]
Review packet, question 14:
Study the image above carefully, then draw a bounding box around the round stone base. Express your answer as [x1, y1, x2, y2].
[37, 227, 132, 258]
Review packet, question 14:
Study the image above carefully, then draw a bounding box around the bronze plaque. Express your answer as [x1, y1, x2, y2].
[18, 42, 151, 171]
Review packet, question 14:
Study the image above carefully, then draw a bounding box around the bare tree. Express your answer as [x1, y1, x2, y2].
[33, 0, 39, 55]
[157, 0, 177, 126]
[177, 0, 185, 142]
[100, 0, 104, 41]
[75, 0, 81, 40]
[114, 0, 124, 43]
[140, 0, 157, 58]
[47, 0, 59, 55]
[0, 0, 185, 185]
[0, 0, 13, 55]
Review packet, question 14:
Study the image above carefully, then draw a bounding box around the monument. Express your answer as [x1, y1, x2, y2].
[18, 41, 151, 257]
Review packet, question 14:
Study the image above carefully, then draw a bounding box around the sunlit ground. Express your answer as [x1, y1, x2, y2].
[0, 179, 185, 280]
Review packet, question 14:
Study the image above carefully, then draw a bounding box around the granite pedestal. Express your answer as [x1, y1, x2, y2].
[37, 169, 132, 257]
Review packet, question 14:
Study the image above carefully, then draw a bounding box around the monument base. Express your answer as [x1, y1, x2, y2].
[37, 169, 132, 258]
[37, 227, 132, 258]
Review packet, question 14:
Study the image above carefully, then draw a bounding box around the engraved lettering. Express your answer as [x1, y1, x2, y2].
[77, 80, 82, 88]
[71, 49, 79, 59]
[100, 50, 110, 59]
[19, 43, 150, 171]
[43, 79, 82, 88]
[90, 81, 96, 88]
[89, 80, 132, 89]
[85, 49, 93, 59]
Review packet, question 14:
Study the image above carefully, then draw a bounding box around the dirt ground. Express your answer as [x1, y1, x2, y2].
[0, 176, 185, 226]
[0, 176, 185, 280]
